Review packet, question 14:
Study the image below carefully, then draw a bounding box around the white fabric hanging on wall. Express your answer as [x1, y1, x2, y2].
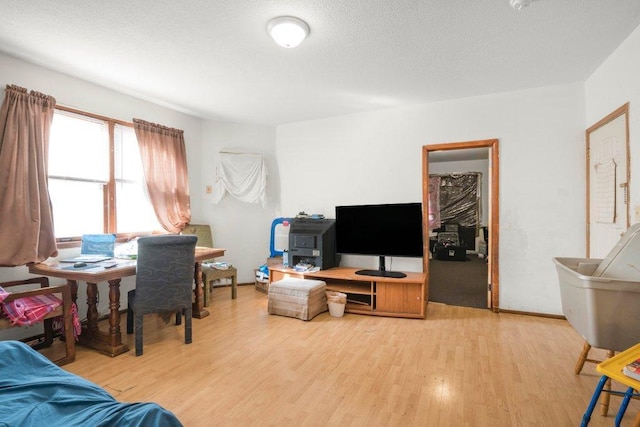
[211, 151, 267, 207]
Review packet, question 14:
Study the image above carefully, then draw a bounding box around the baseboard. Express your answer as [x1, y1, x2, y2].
[497, 308, 566, 320]
[212, 282, 254, 288]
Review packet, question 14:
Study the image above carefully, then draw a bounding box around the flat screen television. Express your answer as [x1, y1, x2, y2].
[335, 202, 424, 278]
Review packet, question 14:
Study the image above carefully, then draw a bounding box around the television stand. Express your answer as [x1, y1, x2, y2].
[355, 255, 407, 278]
[268, 264, 427, 319]
[355, 269, 407, 279]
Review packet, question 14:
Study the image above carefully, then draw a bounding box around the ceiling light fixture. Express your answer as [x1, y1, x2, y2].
[267, 16, 310, 48]
[510, 0, 531, 10]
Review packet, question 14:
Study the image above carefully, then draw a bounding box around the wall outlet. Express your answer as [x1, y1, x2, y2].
[635, 206, 640, 222]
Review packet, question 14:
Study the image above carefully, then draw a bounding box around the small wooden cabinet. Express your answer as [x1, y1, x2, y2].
[268, 265, 427, 319]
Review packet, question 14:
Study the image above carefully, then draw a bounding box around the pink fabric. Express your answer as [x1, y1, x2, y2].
[71, 303, 81, 338]
[52, 302, 81, 340]
[0, 286, 62, 326]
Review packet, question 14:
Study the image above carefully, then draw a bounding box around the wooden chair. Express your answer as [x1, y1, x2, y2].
[0, 277, 75, 365]
[575, 341, 616, 416]
[182, 224, 237, 306]
[126, 235, 197, 356]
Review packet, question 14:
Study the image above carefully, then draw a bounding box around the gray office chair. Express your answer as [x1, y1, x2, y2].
[126, 234, 197, 356]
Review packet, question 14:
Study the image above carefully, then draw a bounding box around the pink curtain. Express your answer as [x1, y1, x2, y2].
[0, 85, 58, 266]
[133, 118, 191, 233]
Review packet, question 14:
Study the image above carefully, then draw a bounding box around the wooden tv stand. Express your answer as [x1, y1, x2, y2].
[268, 265, 427, 319]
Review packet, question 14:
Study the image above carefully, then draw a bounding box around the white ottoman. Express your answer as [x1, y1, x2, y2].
[268, 278, 327, 321]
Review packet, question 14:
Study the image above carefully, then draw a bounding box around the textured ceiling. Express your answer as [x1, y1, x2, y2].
[0, 1, 639, 126]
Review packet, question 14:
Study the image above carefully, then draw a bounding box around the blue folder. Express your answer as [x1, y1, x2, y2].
[80, 234, 116, 257]
[60, 234, 116, 263]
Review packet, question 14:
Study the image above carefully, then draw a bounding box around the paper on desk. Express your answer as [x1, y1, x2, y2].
[59, 264, 105, 272]
[202, 261, 231, 270]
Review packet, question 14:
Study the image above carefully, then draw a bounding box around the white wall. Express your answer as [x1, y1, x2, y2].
[586, 24, 640, 222]
[277, 84, 586, 315]
[198, 121, 277, 283]
[0, 53, 276, 341]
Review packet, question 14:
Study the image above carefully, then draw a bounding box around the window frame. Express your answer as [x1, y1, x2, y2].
[52, 105, 158, 248]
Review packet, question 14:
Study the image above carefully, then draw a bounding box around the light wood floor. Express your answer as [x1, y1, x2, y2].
[48, 286, 638, 426]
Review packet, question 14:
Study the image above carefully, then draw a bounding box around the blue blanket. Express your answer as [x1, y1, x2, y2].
[0, 341, 182, 427]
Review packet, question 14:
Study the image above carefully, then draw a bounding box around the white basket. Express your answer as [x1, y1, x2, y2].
[554, 257, 640, 351]
[328, 301, 345, 317]
[326, 291, 347, 304]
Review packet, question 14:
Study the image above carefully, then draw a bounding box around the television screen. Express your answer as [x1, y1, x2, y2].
[335, 203, 424, 258]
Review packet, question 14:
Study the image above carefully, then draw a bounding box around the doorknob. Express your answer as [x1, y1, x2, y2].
[620, 182, 628, 204]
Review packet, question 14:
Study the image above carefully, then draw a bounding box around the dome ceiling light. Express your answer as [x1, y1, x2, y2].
[510, 0, 532, 10]
[267, 16, 310, 48]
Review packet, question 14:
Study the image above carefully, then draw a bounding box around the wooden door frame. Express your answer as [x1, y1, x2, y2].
[422, 139, 500, 311]
[585, 103, 630, 257]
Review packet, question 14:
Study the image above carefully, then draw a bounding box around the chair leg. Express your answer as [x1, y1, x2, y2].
[175, 309, 182, 325]
[135, 314, 144, 356]
[42, 318, 55, 347]
[126, 290, 135, 335]
[60, 324, 76, 365]
[599, 349, 616, 416]
[583, 375, 609, 426]
[185, 307, 192, 344]
[599, 377, 612, 417]
[231, 273, 237, 300]
[615, 387, 635, 426]
[56, 300, 77, 366]
[204, 275, 211, 307]
[31, 318, 55, 351]
[575, 342, 592, 374]
[48, 282, 76, 366]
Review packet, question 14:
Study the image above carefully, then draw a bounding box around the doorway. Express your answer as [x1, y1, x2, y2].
[422, 139, 500, 310]
[586, 103, 630, 258]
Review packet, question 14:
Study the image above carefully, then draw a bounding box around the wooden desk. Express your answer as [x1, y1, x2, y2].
[28, 247, 225, 357]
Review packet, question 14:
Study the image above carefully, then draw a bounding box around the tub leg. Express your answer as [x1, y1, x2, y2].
[575, 342, 592, 374]
[599, 350, 616, 416]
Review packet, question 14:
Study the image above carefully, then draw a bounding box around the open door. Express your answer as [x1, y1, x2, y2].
[422, 139, 499, 311]
[586, 104, 630, 258]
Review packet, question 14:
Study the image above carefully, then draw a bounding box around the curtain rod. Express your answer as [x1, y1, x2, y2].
[219, 150, 262, 155]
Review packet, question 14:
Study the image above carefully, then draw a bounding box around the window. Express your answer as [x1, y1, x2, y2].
[114, 124, 161, 233]
[48, 108, 162, 240]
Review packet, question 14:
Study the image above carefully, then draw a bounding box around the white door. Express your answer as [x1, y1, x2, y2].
[587, 105, 630, 258]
